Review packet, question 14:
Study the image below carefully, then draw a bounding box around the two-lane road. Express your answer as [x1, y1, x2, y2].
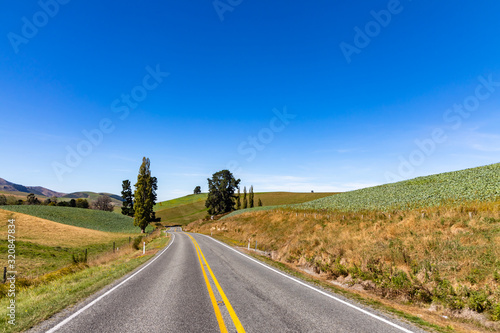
[37, 232, 425, 333]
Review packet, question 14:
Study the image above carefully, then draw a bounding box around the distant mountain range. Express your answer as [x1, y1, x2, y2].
[0, 178, 123, 202]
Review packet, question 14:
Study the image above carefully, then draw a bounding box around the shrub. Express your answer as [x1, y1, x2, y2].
[468, 290, 491, 313]
[491, 303, 500, 321]
[133, 236, 143, 250]
[72, 250, 88, 264]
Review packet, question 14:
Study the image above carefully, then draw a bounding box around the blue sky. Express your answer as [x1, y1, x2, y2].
[1, 0, 499, 200]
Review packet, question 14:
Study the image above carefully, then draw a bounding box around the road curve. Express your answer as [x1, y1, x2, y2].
[34, 232, 426, 333]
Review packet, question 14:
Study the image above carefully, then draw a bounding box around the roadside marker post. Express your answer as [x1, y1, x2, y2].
[143, 242, 145, 254]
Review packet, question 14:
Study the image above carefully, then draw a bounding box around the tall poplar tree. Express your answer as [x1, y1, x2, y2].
[121, 179, 134, 216]
[243, 186, 248, 209]
[133, 157, 158, 233]
[249, 185, 254, 208]
[236, 187, 241, 209]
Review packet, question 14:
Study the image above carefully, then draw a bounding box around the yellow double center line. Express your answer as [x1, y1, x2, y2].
[187, 234, 245, 333]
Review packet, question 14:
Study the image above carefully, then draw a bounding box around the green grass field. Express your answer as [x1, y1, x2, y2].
[293, 163, 500, 212]
[155, 192, 337, 226]
[154, 193, 208, 211]
[0, 205, 149, 233]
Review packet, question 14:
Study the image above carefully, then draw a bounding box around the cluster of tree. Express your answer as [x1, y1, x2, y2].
[121, 157, 160, 233]
[193, 186, 201, 195]
[48, 197, 90, 208]
[0, 193, 91, 208]
[0, 194, 20, 206]
[205, 170, 263, 216]
[205, 170, 240, 215]
[236, 185, 262, 209]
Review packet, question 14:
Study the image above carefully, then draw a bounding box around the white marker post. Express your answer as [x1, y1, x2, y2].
[143, 242, 145, 254]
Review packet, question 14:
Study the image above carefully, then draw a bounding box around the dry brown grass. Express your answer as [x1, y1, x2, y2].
[0, 209, 134, 247]
[187, 200, 500, 331]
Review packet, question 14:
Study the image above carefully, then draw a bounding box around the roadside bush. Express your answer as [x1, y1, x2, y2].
[491, 303, 500, 321]
[72, 250, 88, 264]
[133, 236, 143, 250]
[468, 290, 491, 313]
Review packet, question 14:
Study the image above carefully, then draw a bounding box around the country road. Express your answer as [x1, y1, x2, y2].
[33, 231, 426, 333]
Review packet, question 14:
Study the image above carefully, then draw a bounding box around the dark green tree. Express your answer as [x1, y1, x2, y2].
[249, 185, 254, 208]
[205, 170, 240, 215]
[121, 179, 135, 216]
[0, 195, 7, 205]
[69, 199, 76, 207]
[76, 198, 89, 209]
[258, 198, 262, 206]
[134, 157, 158, 233]
[236, 187, 241, 210]
[27, 193, 39, 205]
[243, 186, 247, 209]
[194, 186, 202, 195]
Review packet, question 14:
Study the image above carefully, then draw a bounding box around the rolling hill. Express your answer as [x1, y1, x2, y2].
[294, 162, 500, 212]
[0, 177, 123, 204]
[0, 178, 64, 197]
[223, 163, 500, 218]
[155, 192, 337, 226]
[0, 205, 146, 233]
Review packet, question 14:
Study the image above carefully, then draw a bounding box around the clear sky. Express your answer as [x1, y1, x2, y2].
[1, 1, 499, 200]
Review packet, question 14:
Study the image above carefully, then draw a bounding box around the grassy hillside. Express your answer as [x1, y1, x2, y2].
[62, 191, 123, 204]
[294, 163, 500, 212]
[0, 209, 135, 277]
[189, 164, 500, 330]
[0, 190, 30, 200]
[189, 201, 500, 330]
[155, 192, 337, 226]
[0, 205, 148, 233]
[154, 193, 208, 211]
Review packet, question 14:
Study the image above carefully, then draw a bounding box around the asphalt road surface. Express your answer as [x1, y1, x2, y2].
[36, 231, 426, 333]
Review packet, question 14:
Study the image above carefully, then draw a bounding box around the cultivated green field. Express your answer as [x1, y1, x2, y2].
[0, 205, 149, 233]
[294, 163, 500, 212]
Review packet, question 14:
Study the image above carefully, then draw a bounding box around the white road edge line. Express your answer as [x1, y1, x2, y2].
[46, 233, 176, 333]
[200, 234, 415, 333]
